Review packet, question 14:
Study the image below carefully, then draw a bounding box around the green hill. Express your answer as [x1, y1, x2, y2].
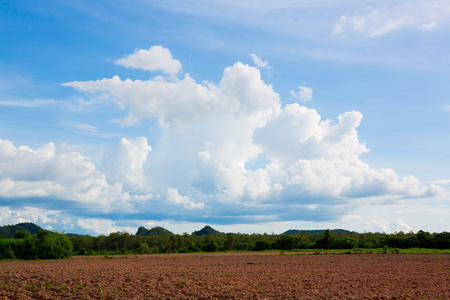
[136, 226, 174, 236]
[0, 222, 43, 238]
[192, 225, 223, 236]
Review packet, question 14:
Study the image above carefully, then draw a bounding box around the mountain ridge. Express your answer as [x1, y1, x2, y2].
[0, 222, 44, 238]
[136, 226, 174, 236]
[1, 222, 357, 238]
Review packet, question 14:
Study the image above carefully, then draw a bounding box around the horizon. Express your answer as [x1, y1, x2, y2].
[0, 1, 449, 236]
[4, 221, 435, 237]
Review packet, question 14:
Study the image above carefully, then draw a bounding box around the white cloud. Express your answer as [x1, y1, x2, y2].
[102, 137, 152, 192]
[0, 99, 56, 107]
[77, 218, 136, 235]
[341, 214, 362, 222]
[63, 61, 280, 129]
[115, 45, 182, 74]
[428, 179, 450, 185]
[111, 110, 141, 127]
[62, 48, 440, 214]
[289, 86, 313, 102]
[249, 53, 270, 69]
[1, 47, 440, 231]
[254, 106, 368, 165]
[0, 207, 61, 227]
[333, 1, 450, 37]
[0, 138, 133, 213]
[445, 104, 450, 111]
[370, 219, 413, 234]
[61, 121, 120, 138]
[419, 22, 437, 31]
[167, 188, 204, 210]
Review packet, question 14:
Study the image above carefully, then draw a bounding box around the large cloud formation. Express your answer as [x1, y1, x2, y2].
[0, 138, 135, 213]
[0, 46, 442, 232]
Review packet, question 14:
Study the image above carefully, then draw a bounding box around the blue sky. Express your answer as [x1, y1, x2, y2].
[0, 0, 449, 235]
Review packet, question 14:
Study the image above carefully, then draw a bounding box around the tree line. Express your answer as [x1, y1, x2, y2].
[0, 230, 72, 260]
[1, 227, 448, 259]
[67, 229, 450, 255]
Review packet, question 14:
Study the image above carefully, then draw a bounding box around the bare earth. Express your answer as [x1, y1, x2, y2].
[0, 253, 449, 299]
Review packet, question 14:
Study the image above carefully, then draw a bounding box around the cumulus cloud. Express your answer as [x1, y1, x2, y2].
[62, 48, 440, 216]
[289, 86, 313, 102]
[63, 61, 280, 129]
[167, 188, 204, 210]
[2, 46, 441, 230]
[76, 218, 136, 235]
[115, 45, 182, 74]
[81, 56, 444, 216]
[102, 137, 152, 192]
[370, 219, 413, 233]
[0, 138, 132, 213]
[333, 1, 450, 37]
[0, 207, 61, 227]
[254, 106, 368, 165]
[249, 53, 270, 69]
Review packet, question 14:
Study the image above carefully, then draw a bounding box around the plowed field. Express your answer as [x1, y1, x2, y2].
[0, 253, 449, 299]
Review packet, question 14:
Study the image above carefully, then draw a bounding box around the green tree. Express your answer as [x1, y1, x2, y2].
[316, 229, 333, 249]
[274, 234, 294, 250]
[253, 240, 271, 251]
[433, 232, 450, 249]
[202, 238, 219, 252]
[168, 235, 176, 252]
[14, 230, 30, 239]
[224, 233, 235, 251]
[416, 230, 432, 248]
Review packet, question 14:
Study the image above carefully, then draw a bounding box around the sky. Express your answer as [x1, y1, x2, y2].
[0, 0, 449, 236]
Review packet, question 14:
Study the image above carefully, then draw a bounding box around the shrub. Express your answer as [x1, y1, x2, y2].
[0, 230, 73, 260]
[253, 240, 271, 251]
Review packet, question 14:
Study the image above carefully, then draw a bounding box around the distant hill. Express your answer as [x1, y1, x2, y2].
[0, 222, 43, 238]
[283, 229, 354, 235]
[136, 226, 174, 236]
[192, 225, 223, 236]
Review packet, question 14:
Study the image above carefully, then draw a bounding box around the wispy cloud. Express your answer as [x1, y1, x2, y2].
[61, 121, 120, 138]
[289, 86, 313, 102]
[111, 111, 141, 127]
[249, 54, 270, 70]
[427, 179, 450, 185]
[0, 99, 57, 107]
[333, 1, 450, 37]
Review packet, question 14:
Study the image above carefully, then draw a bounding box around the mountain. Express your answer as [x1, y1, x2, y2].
[192, 225, 223, 236]
[283, 229, 353, 235]
[136, 226, 174, 236]
[0, 222, 43, 238]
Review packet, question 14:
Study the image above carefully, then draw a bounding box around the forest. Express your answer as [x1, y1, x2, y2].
[0, 223, 449, 260]
[68, 227, 450, 255]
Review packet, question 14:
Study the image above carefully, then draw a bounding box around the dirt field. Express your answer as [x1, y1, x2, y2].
[0, 252, 449, 299]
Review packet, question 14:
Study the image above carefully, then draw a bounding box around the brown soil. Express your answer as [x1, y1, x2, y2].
[0, 253, 449, 299]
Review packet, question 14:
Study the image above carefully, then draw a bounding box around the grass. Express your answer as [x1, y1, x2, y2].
[395, 248, 450, 254]
[279, 248, 450, 255]
[71, 284, 84, 290]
